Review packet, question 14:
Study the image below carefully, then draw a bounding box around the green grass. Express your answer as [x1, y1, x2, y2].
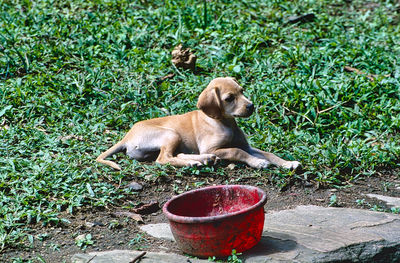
[1, 0, 400, 252]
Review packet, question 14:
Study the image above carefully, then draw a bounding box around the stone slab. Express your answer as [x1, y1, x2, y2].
[250, 205, 400, 262]
[71, 250, 209, 263]
[73, 206, 400, 263]
[365, 193, 400, 208]
[139, 223, 175, 241]
[264, 205, 398, 251]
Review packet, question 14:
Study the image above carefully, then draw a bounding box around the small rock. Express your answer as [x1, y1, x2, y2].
[160, 108, 170, 115]
[304, 181, 313, 187]
[287, 13, 316, 24]
[57, 135, 83, 142]
[227, 163, 236, 170]
[75, 234, 86, 243]
[84, 222, 94, 228]
[140, 223, 175, 241]
[144, 174, 154, 181]
[365, 193, 400, 208]
[85, 221, 104, 228]
[125, 181, 143, 191]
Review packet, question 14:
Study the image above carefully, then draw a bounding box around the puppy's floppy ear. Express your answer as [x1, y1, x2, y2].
[197, 86, 223, 119]
[227, 77, 239, 84]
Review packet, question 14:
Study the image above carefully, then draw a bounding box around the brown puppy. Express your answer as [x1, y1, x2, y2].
[96, 77, 300, 170]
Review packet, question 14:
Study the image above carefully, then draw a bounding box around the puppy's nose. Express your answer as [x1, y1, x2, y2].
[246, 103, 254, 113]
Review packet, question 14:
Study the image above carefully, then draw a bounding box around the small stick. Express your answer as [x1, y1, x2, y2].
[318, 101, 348, 114]
[344, 66, 374, 81]
[160, 73, 175, 81]
[130, 251, 147, 263]
[344, 66, 390, 81]
[282, 105, 313, 124]
[86, 255, 97, 263]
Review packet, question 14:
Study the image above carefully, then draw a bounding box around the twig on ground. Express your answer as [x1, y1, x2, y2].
[282, 105, 313, 124]
[86, 255, 97, 263]
[130, 251, 147, 263]
[318, 102, 345, 114]
[283, 99, 349, 126]
[344, 66, 390, 81]
[160, 73, 175, 81]
[149, 73, 176, 87]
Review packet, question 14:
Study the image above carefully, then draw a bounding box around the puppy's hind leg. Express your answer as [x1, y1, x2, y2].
[96, 141, 125, 170]
[155, 131, 202, 167]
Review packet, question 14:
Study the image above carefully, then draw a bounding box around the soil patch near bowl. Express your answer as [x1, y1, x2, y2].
[1, 168, 399, 262]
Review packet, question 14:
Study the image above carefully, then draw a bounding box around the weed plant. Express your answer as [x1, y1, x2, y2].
[1, 0, 400, 251]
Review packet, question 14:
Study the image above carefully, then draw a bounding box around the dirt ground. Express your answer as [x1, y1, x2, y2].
[2, 167, 399, 263]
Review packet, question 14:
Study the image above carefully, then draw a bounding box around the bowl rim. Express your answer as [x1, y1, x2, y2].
[162, 184, 267, 224]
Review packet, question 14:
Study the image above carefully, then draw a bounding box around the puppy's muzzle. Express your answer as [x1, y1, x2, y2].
[237, 103, 254, 118]
[246, 103, 254, 114]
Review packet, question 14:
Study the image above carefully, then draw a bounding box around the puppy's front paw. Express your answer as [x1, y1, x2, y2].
[201, 154, 218, 165]
[250, 159, 270, 169]
[187, 160, 203, 167]
[282, 161, 301, 170]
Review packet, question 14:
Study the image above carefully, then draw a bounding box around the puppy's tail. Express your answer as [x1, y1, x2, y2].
[96, 141, 125, 171]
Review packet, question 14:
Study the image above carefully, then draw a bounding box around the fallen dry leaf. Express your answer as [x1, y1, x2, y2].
[171, 44, 196, 71]
[113, 211, 144, 223]
[132, 201, 160, 215]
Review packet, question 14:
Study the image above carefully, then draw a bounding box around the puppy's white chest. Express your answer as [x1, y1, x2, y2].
[197, 125, 234, 153]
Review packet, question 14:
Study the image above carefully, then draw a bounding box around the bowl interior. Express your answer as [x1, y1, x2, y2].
[166, 185, 264, 218]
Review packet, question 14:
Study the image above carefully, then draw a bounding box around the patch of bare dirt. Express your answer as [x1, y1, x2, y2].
[2, 169, 399, 262]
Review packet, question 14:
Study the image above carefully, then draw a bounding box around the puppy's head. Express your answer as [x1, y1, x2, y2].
[197, 77, 254, 119]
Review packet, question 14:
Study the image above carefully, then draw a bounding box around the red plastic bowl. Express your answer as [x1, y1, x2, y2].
[162, 185, 267, 258]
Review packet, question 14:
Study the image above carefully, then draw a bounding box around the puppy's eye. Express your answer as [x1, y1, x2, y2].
[224, 95, 235, 102]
